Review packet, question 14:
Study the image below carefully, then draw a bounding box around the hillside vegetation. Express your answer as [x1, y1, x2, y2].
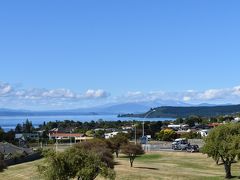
[119, 104, 240, 118]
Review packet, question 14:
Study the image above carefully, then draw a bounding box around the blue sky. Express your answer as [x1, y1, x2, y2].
[1, 1, 240, 109]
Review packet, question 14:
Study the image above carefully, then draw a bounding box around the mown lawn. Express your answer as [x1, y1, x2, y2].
[1, 151, 240, 180]
[0, 159, 43, 180]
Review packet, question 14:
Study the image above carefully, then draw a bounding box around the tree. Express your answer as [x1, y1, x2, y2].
[0, 127, 4, 142]
[22, 119, 33, 133]
[107, 133, 129, 158]
[175, 118, 184, 124]
[15, 123, 23, 133]
[156, 129, 177, 141]
[74, 139, 115, 170]
[202, 123, 240, 179]
[0, 152, 7, 172]
[94, 130, 105, 138]
[121, 143, 144, 167]
[180, 131, 201, 139]
[184, 116, 202, 127]
[38, 140, 115, 180]
[85, 130, 94, 137]
[3, 130, 15, 143]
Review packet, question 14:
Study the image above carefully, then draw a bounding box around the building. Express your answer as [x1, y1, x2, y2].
[104, 131, 128, 139]
[49, 132, 93, 143]
[15, 133, 39, 141]
[168, 124, 189, 130]
[198, 129, 210, 137]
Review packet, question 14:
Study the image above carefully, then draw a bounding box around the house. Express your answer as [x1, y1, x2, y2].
[0, 142, 33, 159]
[167, 124, 189, 130]
[104, 132, 119, 139]
[104, 131, 128, 139]
[49, 132, 93, 143]
[208, 123, 222, 128]
[232, 117, 240, 123]
[198, 129, 210, 137]
[15, 133, 39, 141]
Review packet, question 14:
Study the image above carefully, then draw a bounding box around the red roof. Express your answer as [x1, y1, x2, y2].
[49, 133, 83, 138]
[208, 123, 222, 127]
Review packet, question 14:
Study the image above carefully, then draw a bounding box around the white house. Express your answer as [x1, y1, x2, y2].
[104, 131, 128, 139]
[198, 129, 209, 137]
[232, 117, 240, 123]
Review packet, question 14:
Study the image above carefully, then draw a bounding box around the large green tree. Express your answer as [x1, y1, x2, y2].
[107, 133, 129, 158]
[38, 140, 115, 180]
[202, 123, 240, 179]
[121, 143, 144, 167]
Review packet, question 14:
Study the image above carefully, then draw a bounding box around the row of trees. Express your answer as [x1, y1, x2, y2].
[174, 115, 235, 127]
[38, 120, 164, 140]
[155, 129, 200, 141]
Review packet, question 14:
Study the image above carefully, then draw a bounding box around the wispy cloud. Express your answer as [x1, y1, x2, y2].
[0, 81, 110, 109]
[0, 82, 12, 96]
[1, 80, 240, 110]
[124, 86, 240, 104]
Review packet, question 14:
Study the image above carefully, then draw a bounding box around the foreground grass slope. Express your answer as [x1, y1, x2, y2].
[1, 152, 240, 180]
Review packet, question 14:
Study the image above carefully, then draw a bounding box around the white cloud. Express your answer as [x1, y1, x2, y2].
[0, 82, 12, 96]
[121, 86, 240, 104]
[232, 86, 240, 96]
[183, 96, 191, 102]
[12, 88, 110, 100]
[85, 89, 109, 98]
[126, 91, 143, 97]
[197, 89, 227, 100]
[0, 81, 110, 109]
[2, 80, 240, 109]
[42, 89, 76, 98]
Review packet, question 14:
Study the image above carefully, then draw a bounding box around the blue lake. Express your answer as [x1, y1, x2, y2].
[0, 115, 175, 131]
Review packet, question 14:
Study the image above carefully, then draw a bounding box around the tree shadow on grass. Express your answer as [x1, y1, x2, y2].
[114, 161, 121, 166]
[134, 167, 159, 170]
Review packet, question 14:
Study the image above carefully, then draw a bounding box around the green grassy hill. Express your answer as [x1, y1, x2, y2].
[119, 104, 240, 118]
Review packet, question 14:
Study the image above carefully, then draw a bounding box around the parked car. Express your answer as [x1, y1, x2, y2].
[172, 138, 189, 150]
[186, 145, 199, 153]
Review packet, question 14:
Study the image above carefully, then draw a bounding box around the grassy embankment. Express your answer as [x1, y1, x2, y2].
[1, 151, 240, 180]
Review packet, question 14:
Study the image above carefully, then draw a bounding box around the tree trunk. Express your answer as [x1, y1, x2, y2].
[116, 151, 119, 158]
[130, 157, 134, 167]
[224, 163, 232, 179]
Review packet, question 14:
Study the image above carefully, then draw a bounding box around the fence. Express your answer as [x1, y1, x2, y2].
[4, 152, 42, 166]
[142, 139, 204, 152]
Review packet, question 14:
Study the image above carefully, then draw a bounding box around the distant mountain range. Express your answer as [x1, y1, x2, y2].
[0, 103, 149, 116]
[0, 101, 234, 116]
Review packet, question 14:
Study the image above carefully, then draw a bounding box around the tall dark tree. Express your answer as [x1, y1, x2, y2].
[22, 119, 33, 133]
[0, 127, 4, 142]
[15, 123, 23, 133]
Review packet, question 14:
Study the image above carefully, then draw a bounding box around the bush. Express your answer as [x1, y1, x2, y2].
[156, 129, 177, 141]
[180, 132, 201, 139]
[38, 140, 116, 180]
